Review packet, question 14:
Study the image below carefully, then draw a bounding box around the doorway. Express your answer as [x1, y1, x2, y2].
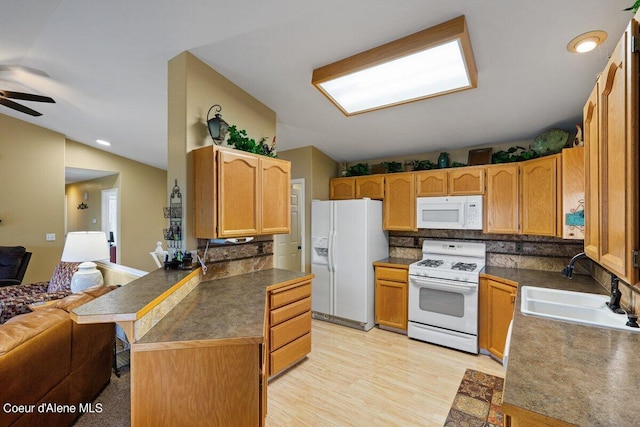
[102, 188, 118, 263]
[275, 179, 305, 271]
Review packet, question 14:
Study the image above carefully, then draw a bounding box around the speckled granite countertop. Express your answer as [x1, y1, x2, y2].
[136, 268, 313, 345]
[483, 266, 640, 426]
[72, 268, 197, 320]
[373, 257, 416, 268]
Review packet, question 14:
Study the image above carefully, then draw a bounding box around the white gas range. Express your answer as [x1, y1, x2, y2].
[408, 240, 486, 354]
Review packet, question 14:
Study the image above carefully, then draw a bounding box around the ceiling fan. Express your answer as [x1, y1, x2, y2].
[0, 90, 55, 117]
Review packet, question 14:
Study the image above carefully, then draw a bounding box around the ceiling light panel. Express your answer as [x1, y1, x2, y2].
[312, 16, 477, 116]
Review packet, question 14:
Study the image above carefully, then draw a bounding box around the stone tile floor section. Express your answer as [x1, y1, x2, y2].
[444, 368, 504, 427]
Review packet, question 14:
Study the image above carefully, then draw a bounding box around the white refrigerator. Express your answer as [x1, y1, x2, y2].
[311, 199, 388, 331]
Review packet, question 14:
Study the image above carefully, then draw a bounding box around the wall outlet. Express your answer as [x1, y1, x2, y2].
[46, 233, 56, 241]
[515, 241, 523, 253]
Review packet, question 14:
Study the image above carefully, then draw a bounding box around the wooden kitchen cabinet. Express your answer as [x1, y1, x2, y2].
[520, 155, 561, 237]
[356, 175, 385, 199]
[561, 147, 585, 239]
[583, 19, 639, 287]
[193, 145, 291, 238]
[374, 265, 408, 331]
[485, 163, 519, 234]
[449, 166, 485, 195]
[383, 172, 416, 231]
[485, 156, 560, 237]
[267, 278, 312, 377]
[415, 167, 485, 197]
[261, 157, 292, 234]
[329, 177, 356, 200]
[584, 84, 600, 260]
[415, 170, 448, 196]
[479, 275, 517, 361]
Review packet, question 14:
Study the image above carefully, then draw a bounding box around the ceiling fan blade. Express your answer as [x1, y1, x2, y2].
[0, 97, 42, 116]
[0, 90, 55, 103]
[0, 65, 50, 78]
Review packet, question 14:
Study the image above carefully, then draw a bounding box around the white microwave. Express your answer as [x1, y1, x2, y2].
[416, 195, 483, 230]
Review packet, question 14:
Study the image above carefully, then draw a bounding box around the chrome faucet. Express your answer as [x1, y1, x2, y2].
[561, 252, 588, 278]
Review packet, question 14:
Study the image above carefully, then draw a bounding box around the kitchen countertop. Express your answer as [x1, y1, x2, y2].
[135, 268, 313, 346]
[373, 257, 416, 268]
[72, 268, 197, 321]
[483, 266, 640, 426]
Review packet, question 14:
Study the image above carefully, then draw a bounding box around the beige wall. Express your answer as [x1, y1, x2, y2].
[66, 174, 118, 231]
[65, 140, 166, 272]
[0, 113, 66, 282]
[278, 146, 338, 272]
[168, 51, 276, 256]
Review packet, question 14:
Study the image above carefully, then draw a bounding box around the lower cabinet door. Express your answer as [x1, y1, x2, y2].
[270, 333, 311, 376]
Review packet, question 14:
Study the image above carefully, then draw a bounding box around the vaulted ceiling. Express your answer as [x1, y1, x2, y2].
[1, 0, 634, 170]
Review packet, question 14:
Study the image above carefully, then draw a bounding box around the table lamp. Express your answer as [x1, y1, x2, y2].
[61, 231, 110, 293]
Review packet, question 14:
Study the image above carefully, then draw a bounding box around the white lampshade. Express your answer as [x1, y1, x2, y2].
[61, 231, 110, 292]
[61, 231, 110, 263]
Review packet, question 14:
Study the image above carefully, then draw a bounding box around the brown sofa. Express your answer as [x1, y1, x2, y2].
[0, 285, 115, 427]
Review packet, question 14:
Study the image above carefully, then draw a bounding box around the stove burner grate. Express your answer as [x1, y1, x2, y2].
[417, 259, 444, 268]
[451, 262, 478, 272]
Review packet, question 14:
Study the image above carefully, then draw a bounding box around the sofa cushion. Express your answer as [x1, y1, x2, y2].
[47, 262, 81, 292]
[0, 246, 26, 280]
[0, 309, 72, 427]
[0, 308, 69, 356]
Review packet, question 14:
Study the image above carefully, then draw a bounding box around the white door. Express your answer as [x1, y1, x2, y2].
[311, 200, 333, 314]
[101, 188, 118, 263]
[275, 180, 303, 271]
[334, 199, 368, 322]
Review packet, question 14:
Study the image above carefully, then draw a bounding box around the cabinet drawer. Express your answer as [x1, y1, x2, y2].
[270, 311, 311, 351]
[270, 281, 311, 309]
[376, 266, 408, 283]
[270, 297, 311, 326]
[270, 333, 311, 376]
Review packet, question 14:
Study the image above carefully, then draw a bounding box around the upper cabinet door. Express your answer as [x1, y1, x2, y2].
[383, 173, 416, 231]
[485, 164, 519, 234]
[520, 155, 559, 237]
[449, 166, 485, 195]
[217, 148, 260, 237]
[355, 175, 385, 199]
[598, 20, 639, 285]
[329, 177, 356, 200]
[584, 84, 600, 259]
[261, 157, 291, 235]
[415, 170, 448, 196]
[561, 147, 585, 240]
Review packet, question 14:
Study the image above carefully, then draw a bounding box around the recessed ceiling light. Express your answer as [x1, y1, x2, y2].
[312, 16, 477, 116]
[96, 139, 111, 146]
[567, 30, 607, 53]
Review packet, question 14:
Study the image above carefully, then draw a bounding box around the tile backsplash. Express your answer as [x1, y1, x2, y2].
[389, 229, 586, 273]
[196, 235, 273, 281]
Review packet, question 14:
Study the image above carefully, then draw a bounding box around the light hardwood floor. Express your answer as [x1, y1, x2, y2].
[266, 319, 504, 427]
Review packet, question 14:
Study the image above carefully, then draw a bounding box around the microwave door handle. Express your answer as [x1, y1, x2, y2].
[410, 276, 477, 291]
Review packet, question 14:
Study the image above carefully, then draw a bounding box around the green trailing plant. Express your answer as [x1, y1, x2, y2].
[451, 161, 468, 168]
[226, 125, 276, 157]
[625, 1, 640, 12]
[383, 161, 404, 173]
[412, 159, 437, 171]
[346, 163, 370, 176]
[491, 146, 539, 163]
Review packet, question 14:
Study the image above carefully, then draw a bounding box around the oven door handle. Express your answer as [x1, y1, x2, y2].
[410, 276, 477, 291]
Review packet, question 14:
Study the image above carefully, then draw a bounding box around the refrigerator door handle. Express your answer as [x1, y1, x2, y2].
[328, 230, 334, 272]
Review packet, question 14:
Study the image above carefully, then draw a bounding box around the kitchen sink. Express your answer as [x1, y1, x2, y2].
[520, 286, 640, 333]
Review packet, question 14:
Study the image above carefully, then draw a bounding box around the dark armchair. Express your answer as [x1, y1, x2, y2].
[0, 246, 32, 287]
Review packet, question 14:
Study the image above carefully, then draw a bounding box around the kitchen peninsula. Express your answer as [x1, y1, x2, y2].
[72, 267, 313, 427]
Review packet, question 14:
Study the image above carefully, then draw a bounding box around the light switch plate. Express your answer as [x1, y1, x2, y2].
[46, 233, 55, 241]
